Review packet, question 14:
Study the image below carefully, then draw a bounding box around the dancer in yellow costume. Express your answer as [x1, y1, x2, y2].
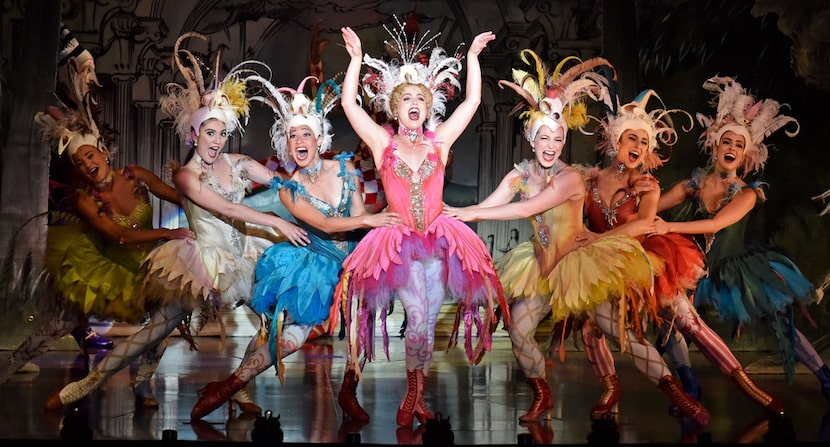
[444, 51, 670, 424]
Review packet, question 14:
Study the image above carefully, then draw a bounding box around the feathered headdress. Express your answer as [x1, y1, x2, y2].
[498, 50, 617, 143]
[599, 89, 693, 173]
[159, 32, 263, 147]
[247, 74, 342, 162]
[360, 15, 463, 129]
[697, 76, 800, 175]
[34, 96, 105, 160]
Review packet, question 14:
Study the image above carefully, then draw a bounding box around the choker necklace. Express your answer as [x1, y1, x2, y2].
[532, 159, 561, 180]
[718, 170, 737, 180]
[614, 161, 627, 179]
[300, 158, 322, 183]
[94, 170, 115, 190]
[398, 127, 422, 144]
[193, 152, 214, 169]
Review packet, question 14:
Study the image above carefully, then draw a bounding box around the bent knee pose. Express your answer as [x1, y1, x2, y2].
[652, 76, 828, 405]
[574, 90, 713, 426]
[43, 33, 307, 412]
[190, 75, 400, 420]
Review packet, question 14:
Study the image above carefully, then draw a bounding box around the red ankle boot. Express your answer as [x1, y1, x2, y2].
[729, 368, 784, 415]
[397, 369, 419, 426]
[414, 370, 433, 424]
[590, 374, 620, 420]
[519, 377, 553, 422]
[658, 375, 709, 428]
[338, 369, 369, 422]
[191, 374, 246, 420]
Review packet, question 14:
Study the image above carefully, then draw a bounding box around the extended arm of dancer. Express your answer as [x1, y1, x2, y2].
[278, 161, 401, 233]
[576, 175, 659, 245]
[434, 31, 495, 164]
[445, 168, 583, 222]
[132, 165, 182, 206]
[74, 173, 193, 246]
[650, 186, 756, 236]
[175, 161, 309, 246]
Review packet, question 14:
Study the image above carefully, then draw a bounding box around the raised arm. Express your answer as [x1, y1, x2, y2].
[434, 31, 495, 163]
[340, 27, 389, 157]
[651, 188, 757, 236]
[175, 168, 309, 246]
[74, 192, 192, 245]
[445, 168, 583, 222]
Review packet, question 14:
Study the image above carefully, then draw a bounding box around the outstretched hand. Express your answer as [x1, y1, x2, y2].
[169, 228, 195, 240]
[468, 31, 495, 57]
[443, 204, 475, 222]
[575, 230, 599, 247]
[341, 27, 362, 59]
[647, 216, 670, 236]
[275, 219, 309, 247]
[365, 211, 403, 228]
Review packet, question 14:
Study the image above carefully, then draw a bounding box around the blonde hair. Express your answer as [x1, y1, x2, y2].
[389, 83, 433, 118]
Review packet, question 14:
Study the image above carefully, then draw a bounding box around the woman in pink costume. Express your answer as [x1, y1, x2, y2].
[653, 76, 829, 403]
[571, 90, 714, 427]
[335, 18, 508, 427]
[444, 51, 664, 425]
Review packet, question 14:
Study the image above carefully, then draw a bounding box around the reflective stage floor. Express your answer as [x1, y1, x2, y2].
[1, 330, 829, 445]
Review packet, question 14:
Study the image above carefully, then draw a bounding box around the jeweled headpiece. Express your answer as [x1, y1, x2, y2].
[247, 74, 341, 162]
[159, 32, 261, 147]
[498, 50, 616, 144]
[360, 15, 463, 129]
[599, 89, 693, 172]
[697, 76, 800, 175]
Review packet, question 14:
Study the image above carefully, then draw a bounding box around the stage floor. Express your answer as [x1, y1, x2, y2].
[1, 331, 828, 445]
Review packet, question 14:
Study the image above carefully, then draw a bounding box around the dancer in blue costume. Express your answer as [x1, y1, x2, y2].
[652, 76, 830, 402]
[190, 75, 401, 420]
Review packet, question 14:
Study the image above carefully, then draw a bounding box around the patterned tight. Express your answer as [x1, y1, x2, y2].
[2, 308, 81, 376]
[583, 300, 671, 384]
[508, 294, 552, 379]
[94, 304, 187, 379]
[662, 299, 824, 374]
[660, 294, 740, 375]
[396, 256, 444, 372]
[233, 323, 313, 382]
